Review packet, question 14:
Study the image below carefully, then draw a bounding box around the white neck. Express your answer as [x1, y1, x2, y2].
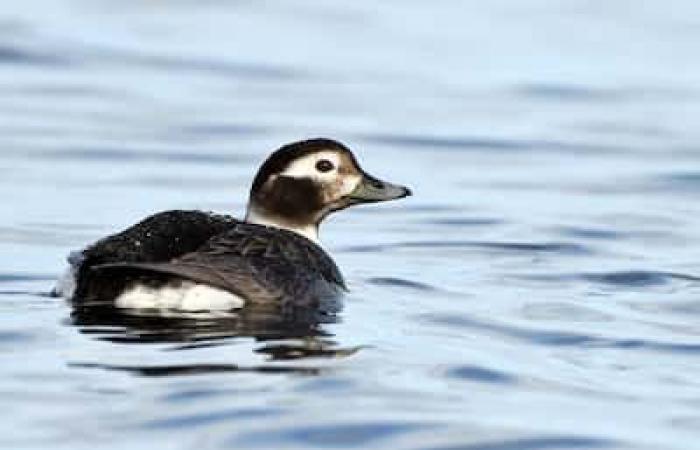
[245, 206, 320, 244]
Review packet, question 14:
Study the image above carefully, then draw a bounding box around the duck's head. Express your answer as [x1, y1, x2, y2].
[245, 138, 411, 243]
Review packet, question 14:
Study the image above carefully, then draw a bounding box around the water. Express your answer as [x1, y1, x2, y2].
[2, 1, 700, 449]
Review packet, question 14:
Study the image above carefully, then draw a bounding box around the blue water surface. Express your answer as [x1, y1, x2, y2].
[2, 1, 700, 449]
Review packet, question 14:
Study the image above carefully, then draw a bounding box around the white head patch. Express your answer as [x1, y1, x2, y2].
[280, 151, 361, 199]
[281, 151, 342, 181]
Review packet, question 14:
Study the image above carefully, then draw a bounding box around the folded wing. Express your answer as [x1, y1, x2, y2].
[72, 210, 240, 299]
[86, 222, 346, 306]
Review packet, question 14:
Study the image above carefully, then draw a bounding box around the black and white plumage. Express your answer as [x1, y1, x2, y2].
[56, 138, 411, 312]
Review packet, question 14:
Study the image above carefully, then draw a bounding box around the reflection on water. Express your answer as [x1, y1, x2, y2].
[70, 361, 324, 376]
[69, 297, 358, 375]
[3, 0, 700, 449]
[70, 302, 341, 345]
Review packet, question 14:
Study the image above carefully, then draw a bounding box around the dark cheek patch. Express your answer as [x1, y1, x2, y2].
[259, 176, 324, 224]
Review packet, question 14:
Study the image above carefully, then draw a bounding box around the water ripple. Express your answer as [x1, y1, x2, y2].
[69, 362, 322, 377]
[446, 365, 516, 385]
[424, 217, 504, 227]
[342, 241, 591, 255]
[429, 435, 614, 450]
[515, 83, 632, 102]
[361, 134, 627, 154]
[553, 226, 623, 240]
[39, 147, 253, 164]
[234, 421, 429, 448]
[516, 271, 700, 288]
[422, 313, 700, 355]
[363, 134, 525, 151]
[0, 44, 71, 66]
[0, 273, 55, 283]
[95, 47, 301, 80]
[142, 407, 283, 430]
[0, 331, 34, 344]
[582, 270, 700, 287]
[254, 342, 361, 361]
[367, 277, 437, 292]
[176, 123, 268, 137]
[652, 171, 700, 193]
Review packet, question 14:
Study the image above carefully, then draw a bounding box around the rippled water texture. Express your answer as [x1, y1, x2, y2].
[3, 1, 700, 449]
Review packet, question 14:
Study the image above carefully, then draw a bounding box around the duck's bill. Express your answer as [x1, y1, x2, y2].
[347, 173, 412, 203]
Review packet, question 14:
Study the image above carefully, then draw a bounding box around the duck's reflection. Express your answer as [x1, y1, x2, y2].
[69, 298, 359, 373]
[71, 302, 336, 343]
[68, 361, 324, 376]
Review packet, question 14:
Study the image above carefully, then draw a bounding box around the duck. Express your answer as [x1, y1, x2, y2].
[55, 138, 411, 312]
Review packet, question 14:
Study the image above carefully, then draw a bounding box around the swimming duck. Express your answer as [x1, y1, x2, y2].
[56, 138, 411, 312]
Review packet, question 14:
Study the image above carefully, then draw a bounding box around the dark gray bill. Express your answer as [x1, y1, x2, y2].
[348, 172, 412, 203]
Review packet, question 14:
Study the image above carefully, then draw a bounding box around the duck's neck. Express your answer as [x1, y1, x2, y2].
[245, 205, 320, 244]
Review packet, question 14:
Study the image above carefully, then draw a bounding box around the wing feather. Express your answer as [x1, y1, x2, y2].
[85, 222, 345, 305]
[73, 210, 240, 299]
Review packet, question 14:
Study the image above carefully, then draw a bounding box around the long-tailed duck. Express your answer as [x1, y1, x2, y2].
[55, 138, 411, 312]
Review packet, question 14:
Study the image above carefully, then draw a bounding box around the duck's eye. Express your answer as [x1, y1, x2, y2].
[316, 159, 334, 173]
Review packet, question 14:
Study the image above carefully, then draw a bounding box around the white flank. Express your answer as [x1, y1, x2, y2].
[53, 251, 85, 298]
[53, 266, 77, 298]
[115, 281, 245, 311]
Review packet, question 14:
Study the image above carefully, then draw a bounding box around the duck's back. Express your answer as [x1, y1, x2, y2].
[71, 214, 345, 309]
[64, 210, 239, 300]
[95, 223, 346, 306]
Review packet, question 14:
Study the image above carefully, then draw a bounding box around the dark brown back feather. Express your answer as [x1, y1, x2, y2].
[74, 210, 240, 299]
[87, 222, 346, 306]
